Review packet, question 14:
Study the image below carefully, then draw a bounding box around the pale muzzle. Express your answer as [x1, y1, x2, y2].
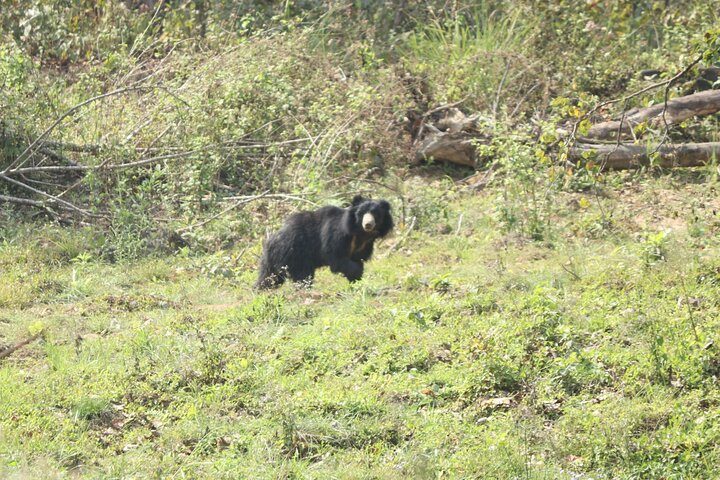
[362, 212, 376, 232]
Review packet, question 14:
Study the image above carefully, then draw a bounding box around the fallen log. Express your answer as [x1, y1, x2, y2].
[415, 131, 476, 167]
[570, 141, 720, 170]
[412, 107, 485, 167]
[584, 90, 720, 140]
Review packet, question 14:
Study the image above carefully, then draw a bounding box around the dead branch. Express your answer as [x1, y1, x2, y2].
[582, 90, 720, 141]
[38, 147, 82, 167]
[381, 215, 416, 259]
[0, 331, 44, 361]
[413, 100, 468, 148]
[4, 85, 161, 174]
[177, 190, 270, 233]
[416, 132, 476, 167]
[570, 141, 720, 170]
[1, 131, 314, 219]
[42, 140, 103, 153]
[0, 194, 48, 208]
[221, 193, 320, 207]
[5, 138, 313, 176]
[413, 108, 487, 167]
[459, 160, 499, 190]
[0, 174, 93, 216]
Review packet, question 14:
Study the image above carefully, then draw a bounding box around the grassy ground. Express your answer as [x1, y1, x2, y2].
[2, 171, 720, 479]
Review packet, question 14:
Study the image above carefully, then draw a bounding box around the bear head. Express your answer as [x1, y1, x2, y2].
[349, 195, 393, 238]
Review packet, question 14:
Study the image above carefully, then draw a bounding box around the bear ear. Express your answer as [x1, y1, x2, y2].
[379, 200, 390, 212]
[351, 195, 367, 207]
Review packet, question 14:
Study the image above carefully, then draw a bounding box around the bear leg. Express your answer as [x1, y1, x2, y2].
[289, 266, 315, 288]
[330, 259, 364, 282]
[256, 266, 287, 289]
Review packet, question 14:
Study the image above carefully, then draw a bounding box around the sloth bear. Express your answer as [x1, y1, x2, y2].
[256, 195, 393, 289]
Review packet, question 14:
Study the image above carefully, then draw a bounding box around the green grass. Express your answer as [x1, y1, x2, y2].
[1, 175, 720, 478]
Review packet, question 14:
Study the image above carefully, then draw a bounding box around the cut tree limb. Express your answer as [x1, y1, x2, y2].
[0, 194, 47, 207]
[412, 107, 483, 167]
[570, 142, 720, 170]
[415, 131, 476, 167]
[583, 90, 720, 141]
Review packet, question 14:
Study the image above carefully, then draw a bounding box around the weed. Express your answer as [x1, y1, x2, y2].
[639, 231, 669, 267]
[71, 396, 112, 423]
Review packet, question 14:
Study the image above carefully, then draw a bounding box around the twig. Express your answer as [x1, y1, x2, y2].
[19, 174, 65, 189]
[0, 331, 44, 361]
[6, 149, 200, 174]
[460, 159, 500, 190]
[177, 190, 271, 233]
[679, 275, 700, 343]
[220, 193, 319, 207]
[128, 0, 166, 58]
[651, 55, 705, 155]
[7, 138, 313, 176]
[561, 262, 581, 281]
[123, 38, 178, 88]
[0, 174, 93, 216]
[41, 140, 102, 153]
[381, 216, 416, 259]
[455, 213, 464, 236]
[509, 83, 540, 119]
[123, 116, 156, 145]
[601, 100, 630, 171]
[38, 147, 81, 167]
[134, 140, 306, 153]
[293, 115, 358, 184]
[414, 98, 469, 145]
[424, 98, 468, 118]
[493, 60, 511, 119]
[0, 194, 47, 208]
[137, 124, 172, 157]
[4, 85, 161, 174]
[320, 115, 358, 169]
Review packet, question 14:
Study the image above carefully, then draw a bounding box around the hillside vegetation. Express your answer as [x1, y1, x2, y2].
[2, 1, 720, 478]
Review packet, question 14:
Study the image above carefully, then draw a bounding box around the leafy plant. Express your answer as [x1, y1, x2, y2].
[639, 230, 669, 267]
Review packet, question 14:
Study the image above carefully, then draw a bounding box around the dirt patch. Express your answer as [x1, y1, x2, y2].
[618, 184, 720, 233]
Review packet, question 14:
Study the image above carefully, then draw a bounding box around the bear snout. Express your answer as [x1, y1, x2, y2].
[362, 213, 376, 231]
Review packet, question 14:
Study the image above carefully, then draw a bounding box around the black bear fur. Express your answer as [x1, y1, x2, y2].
[256, 195, 393, 289]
